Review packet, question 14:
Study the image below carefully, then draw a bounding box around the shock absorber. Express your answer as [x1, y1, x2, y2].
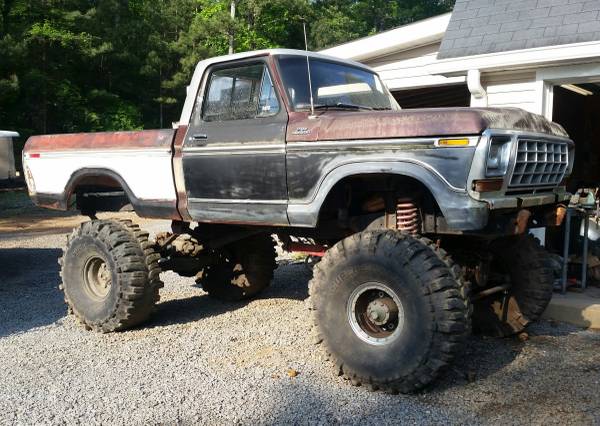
[396, 198, 421, 235]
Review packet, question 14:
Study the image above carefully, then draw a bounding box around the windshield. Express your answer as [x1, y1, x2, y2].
[276, 55, 400, 112]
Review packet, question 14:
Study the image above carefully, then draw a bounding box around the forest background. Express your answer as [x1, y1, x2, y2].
[0, 0, 454, 149]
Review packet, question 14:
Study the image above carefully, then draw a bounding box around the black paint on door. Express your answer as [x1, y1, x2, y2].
[182, 59, 289, 225]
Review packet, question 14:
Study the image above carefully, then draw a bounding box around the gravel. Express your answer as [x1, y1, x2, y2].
[1, 220, 599, 425]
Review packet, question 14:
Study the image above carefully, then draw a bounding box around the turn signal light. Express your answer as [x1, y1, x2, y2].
[438, 138, 470, 146]
[472, 178, 503, 192]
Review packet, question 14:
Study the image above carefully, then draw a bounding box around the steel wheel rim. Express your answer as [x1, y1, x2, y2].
[347, 282, 404, 346]
[83, 256, 112, 300]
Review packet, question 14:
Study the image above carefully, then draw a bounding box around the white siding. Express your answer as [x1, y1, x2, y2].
[481, 71, 541, 114]
[362, 42, 466, 90]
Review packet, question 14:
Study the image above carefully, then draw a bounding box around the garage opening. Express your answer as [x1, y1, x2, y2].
[548, 82, 600, 268]
[552, 83, 600, 191]
[392, 84, 470, 109]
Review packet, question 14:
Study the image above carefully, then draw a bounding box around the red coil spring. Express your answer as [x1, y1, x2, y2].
[396, 198, 420, 234]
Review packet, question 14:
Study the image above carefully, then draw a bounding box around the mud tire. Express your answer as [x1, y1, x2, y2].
[196, 234, 277, 302]
[473, 234, 554, 337]
[59, 220, 163, 332]
[309, 230, 470, 393]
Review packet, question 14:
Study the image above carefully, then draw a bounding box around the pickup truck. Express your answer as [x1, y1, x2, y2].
[23, 49, 574, 393]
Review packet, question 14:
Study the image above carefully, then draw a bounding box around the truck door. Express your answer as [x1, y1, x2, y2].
[181, 59, 288, 225]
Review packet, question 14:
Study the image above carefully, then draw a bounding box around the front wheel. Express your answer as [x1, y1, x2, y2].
[309, 231, 470, 393]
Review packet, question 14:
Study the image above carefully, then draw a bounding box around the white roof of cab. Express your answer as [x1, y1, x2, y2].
[178, 49, 375, 127]
[0, 131, 19, 138]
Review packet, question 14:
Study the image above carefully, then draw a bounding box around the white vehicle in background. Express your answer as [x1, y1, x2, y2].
[0, 131, 19, 182]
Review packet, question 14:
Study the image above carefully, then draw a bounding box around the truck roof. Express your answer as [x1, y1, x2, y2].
[179, 49, 375, 127]
[0, 131, 19, 138]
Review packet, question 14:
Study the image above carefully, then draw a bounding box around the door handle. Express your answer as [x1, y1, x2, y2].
[188, 134, 208, 147]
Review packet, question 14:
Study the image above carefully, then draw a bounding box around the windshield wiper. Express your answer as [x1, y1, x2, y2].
[313, 103, 373, 111]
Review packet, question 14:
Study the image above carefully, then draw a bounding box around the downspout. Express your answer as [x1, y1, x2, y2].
[467, 69, 488, 107]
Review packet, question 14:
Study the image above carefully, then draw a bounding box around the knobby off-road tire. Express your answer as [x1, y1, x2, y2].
[59, 219, 163, 332]
[473, 234, 554, 337]
[196, 234, 277, 302]
[309, 230, 470, 394]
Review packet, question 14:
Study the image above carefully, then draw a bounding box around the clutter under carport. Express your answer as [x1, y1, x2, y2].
[543, 188, 600, 329]
[560, 189, 598, 292]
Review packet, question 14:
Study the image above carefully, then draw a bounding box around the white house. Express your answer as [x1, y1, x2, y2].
[322, 0, 600, 188]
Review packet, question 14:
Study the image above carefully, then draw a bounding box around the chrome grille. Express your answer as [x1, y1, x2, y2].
[509, 138, 568, 187]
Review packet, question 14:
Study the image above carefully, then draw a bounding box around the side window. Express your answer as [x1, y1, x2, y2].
[202, 63, 279, 122]
[258, 67, 280, 117]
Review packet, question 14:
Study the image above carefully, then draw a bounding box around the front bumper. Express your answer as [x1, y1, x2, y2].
[431, 187, 569, 234]
[479, 186, 571, 210]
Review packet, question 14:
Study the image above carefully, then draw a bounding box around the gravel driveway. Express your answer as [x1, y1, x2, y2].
[0, 219, 599, 425]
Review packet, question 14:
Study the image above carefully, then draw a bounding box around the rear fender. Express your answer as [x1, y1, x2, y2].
[34, 168, 179, 219]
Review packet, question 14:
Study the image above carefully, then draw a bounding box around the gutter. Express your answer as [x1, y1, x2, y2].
[432, 40, 600, 77]
[467, 70, 487, 107]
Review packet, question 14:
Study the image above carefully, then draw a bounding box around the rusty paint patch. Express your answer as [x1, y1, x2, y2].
[286, 107, 568, 143]
[24, 129, 175, 153]
[172, 125, 192, 221]
[514, 209, 532, 234]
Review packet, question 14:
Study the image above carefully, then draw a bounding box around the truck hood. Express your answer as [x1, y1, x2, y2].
[287, 107, 568, 141]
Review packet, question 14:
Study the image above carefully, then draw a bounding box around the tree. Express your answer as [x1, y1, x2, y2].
[0, 0, 455, 151]
[310, 0, 454, 49]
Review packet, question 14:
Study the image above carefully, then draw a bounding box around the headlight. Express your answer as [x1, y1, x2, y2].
[486, 136, 512, 177]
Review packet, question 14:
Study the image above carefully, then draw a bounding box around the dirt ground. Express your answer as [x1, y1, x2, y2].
[0, 190, 150, 236]
[1, 190, 599, 424]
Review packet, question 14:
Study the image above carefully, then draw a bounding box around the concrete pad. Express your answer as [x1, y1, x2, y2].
[543, 287, 600, 329]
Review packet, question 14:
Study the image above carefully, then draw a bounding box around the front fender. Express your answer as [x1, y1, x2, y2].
[287, 161, 489, 231]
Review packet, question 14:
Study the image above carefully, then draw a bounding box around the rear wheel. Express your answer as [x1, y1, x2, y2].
[59, 220, 163, 332]
[195, 234, 277, 302]
[473, 235, 554, 336]
[309, 230, 470, 393]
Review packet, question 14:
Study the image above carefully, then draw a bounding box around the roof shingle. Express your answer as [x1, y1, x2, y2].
[438, 0, 600, 58]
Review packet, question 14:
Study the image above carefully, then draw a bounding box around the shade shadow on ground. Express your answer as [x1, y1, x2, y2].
[0, 247, 64, 337]
[146, 263, 311, 329]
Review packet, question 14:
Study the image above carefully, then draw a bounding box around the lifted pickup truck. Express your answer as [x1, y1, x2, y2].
[23, 49, 574, 393]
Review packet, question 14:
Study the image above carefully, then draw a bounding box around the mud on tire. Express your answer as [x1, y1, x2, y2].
[196, 234, 277, 302]
[59, 219, 163, 332]
[309, 230, 470, 394]
[473, 234, 554, 337]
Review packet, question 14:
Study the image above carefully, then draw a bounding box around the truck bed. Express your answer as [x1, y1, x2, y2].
[23, 130, 178, 218]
